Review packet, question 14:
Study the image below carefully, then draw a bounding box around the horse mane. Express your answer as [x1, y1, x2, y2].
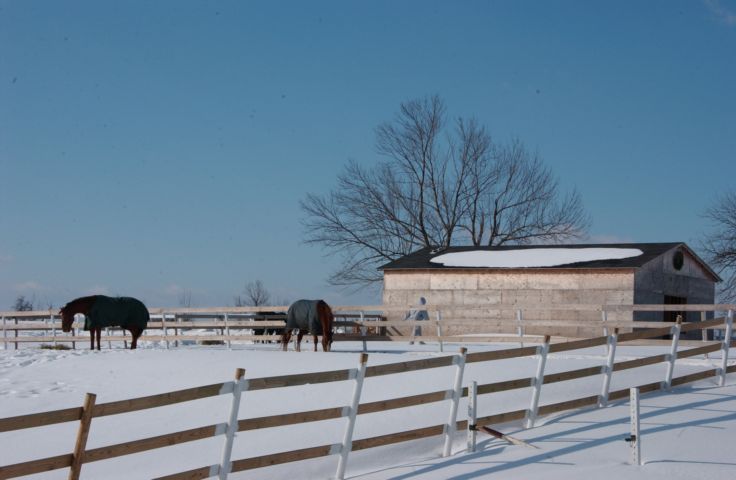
[61, 295, 102, 313]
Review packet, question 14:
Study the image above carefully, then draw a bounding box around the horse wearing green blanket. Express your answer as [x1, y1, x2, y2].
[281, 299, 334, 352]
[60, 295, 149, 350]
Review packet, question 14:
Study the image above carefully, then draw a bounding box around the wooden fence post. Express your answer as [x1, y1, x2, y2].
[436, 311, 444, 353]
[224, 314, 231, 349]
[599, 328, 619, 407]
[525, 335, 550, 429]
[14, 317, 18, 350]
[69, 392, 96, 480]
[720, 310, 733, 387]
[335, 353, 368, 480]
[467, 380, 478, 453]
[218, 368, 246, 480]
[442, 347, 467, 457]
[664, 316, 682, 390]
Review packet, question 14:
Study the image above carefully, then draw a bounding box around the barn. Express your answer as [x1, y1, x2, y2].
[380, 243, 720, 337]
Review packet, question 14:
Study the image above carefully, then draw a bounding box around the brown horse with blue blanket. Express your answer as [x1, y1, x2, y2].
[60, 295, 149, 350]
[281, 299, 334, 352]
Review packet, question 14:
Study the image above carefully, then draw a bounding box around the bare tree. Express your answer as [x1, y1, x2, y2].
[702, 192, 736, 302]
[13, 295, 34, 311]
[236, 280, 271, 306]
[301, 95, 589, 288]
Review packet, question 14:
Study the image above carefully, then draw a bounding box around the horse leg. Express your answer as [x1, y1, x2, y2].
[313, 334, 318, 352]
[90, 329, 95, 350]
[296, 331, 304, 352]
[130, 328, 139, 350]
[281, 330, 292, 351]
[96, 328, 101, 350]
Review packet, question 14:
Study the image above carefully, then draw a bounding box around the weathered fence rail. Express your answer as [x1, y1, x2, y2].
[1, 308, 733, 479]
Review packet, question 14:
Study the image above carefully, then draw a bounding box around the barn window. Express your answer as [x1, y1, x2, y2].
[673, 251, 684, 270]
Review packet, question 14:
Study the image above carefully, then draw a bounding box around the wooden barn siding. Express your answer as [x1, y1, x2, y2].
[382, 270, 635, 337]
[634, 248, 717, 327]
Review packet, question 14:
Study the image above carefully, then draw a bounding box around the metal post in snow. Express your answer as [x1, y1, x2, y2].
[664, 316, 682, 390]
[526, 335, 550, 429]
[335, 353, 368, 480]
[467, 380, 478, 453]
[224, 314, 231, 349]
[442, 347, 467, 457]
[218, 368, 246, 480]
[628, 387, 641, 466]
[436, 310, 444, 353]
[720, 310, 733, 387]
[602, 310, 609, 355]
[599, 328, 619, 407]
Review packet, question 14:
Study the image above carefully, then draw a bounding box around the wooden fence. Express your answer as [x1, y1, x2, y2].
[3, 304, 735, 351]
[0, 309, 733, 479]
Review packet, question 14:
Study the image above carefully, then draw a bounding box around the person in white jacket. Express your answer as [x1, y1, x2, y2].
[405, 297, 429, 344]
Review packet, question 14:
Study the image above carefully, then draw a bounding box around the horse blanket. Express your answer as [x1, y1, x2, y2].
[286, 300, 324, 335]
[84, 296, 149, 331]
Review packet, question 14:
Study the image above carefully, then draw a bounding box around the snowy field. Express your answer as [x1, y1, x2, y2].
[1, 340, 734, 479]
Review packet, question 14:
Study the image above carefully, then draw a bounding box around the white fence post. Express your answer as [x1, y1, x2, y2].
[664, 316, 682, 390]
[161, 313, 170, 349]
[701, 311, 709, 358]
[436, 311, 444, 353]
[218, 368, 246, 480]
[467, 380, 478, 453]
[599, 328, 619, 407]
[602, 310, 609, 354]
[51, 314, 57, 348]
[442, 347, 467, 457]
[628, 387, 641, 466]
[526, 335, 550, 429]
[720, 310, 733, 387]
[335, 353, 368, 480]
[224, 314, 231, 349]
[360, 311, 367, 353]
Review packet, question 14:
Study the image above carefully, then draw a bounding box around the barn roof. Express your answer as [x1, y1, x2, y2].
[379, 242, 721, 281]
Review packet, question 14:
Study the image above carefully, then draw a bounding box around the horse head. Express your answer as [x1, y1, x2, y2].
[318, 300, 335, 352]
[59, 305, 74, 332]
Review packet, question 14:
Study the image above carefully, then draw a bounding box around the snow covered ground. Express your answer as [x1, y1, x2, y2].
[1, 341, 734, 479]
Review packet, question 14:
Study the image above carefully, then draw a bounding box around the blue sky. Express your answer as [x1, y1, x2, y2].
[1, 0, 735, 309]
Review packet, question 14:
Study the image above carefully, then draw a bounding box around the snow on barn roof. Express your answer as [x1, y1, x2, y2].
[380, 242, 720, 280]
[430, 247, 644, 268]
